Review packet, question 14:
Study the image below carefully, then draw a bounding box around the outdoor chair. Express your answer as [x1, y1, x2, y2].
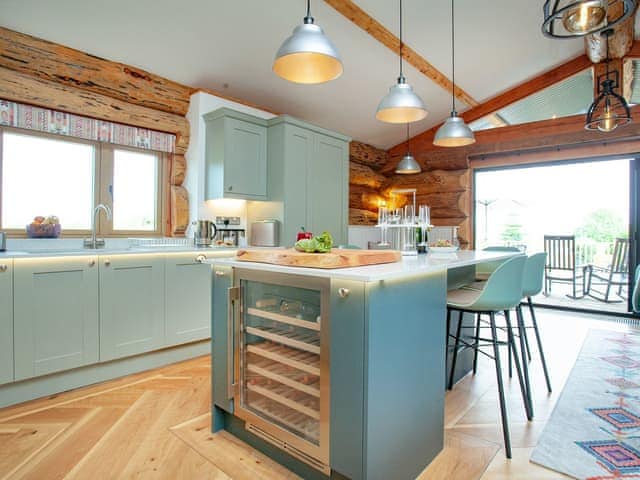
[543, 235, 588, 299]
[586, 237, 630, 303]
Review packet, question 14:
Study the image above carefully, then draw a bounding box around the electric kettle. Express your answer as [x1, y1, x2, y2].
[193, 220, 217, 246]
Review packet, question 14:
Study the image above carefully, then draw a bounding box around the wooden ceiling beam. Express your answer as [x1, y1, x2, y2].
[324, 0, 479, 108]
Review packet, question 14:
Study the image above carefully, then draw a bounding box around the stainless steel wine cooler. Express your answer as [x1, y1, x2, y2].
[229, 268, 330, 474]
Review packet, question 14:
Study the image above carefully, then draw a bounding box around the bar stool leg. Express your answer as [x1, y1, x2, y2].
[490, 311, 512, 459]
[448, 310, 464, 390]
[528, 297, 552, 393]
[472, 313, 481, 374]
[520, 306, 532, 362]
[505, 309, 533, 421]
[516, 305, 534, 418]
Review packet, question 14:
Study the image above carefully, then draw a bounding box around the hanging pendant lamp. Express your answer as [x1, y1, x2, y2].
[396, 123, 422, 174]
[434, 0, 475, 148]
[542, 0, 635, 39]
[585, 28, 632, 132]
[376, 0, 427, 123]
[273, 0, 343, 84]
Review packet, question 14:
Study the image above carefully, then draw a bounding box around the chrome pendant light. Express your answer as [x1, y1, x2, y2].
[433, 0, 475, 148]
[396, 123, 422, 174]
[542, 0, 635, 39]
[273, 0, 343, 84]
[585, 29, 632, 132]
[376, 0, 427, 123]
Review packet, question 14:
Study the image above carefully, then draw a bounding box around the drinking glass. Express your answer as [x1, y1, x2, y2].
[418, 205, 430, 226]
[378, 207, 390, 246]
[403, 205, 415, 224]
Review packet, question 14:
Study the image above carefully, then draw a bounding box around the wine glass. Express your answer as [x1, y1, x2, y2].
[378, 207, 390, 246]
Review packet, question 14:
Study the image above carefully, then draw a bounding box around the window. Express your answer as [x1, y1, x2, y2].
[0, 128, 165, 236]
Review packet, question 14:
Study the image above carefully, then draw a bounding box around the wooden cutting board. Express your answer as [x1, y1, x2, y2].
[235, 248, 402, 269]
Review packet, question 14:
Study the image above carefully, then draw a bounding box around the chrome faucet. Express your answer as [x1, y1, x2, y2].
[84, 204, 112, 249]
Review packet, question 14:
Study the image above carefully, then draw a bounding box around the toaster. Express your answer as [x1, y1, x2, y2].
[250, 220, 280, 247]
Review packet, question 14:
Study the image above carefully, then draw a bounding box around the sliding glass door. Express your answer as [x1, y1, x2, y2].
[473, 156, 638, 316]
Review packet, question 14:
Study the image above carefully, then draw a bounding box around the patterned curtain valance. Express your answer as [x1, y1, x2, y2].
[0, 99, 175, 153]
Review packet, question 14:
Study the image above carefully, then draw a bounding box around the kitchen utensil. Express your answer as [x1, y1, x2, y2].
[250, 220, 280, 247]
[193, 220, 217, 246]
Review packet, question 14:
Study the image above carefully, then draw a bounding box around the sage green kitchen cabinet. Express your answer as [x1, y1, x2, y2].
[265, 116, 350, 246]
[13, 256, 99, 381]
[165, 252, 211, 345]
[204, 107, 268, 200]
[99, 255, 165, 361]
[0, 259, 13, 385]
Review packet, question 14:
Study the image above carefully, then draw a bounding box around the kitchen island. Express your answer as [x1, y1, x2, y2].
[209, 250, 516, 480]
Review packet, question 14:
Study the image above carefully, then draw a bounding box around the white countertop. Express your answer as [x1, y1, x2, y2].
[0, 245, 238, 259]
[206, 250, 519, 282]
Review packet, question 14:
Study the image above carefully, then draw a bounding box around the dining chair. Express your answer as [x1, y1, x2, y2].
[543, 234, 587, 299]
[586, 237, 630, 303]
[446, 255, 530, 459]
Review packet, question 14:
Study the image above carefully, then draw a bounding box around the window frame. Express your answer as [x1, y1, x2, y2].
[0, 126, 168, 238]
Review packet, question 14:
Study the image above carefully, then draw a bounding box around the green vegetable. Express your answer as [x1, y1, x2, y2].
[294, 231, 333, 253]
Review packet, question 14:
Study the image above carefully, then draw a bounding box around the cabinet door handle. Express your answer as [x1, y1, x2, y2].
[0, 264, 7, 273]
[88, 259, 96, 267]
[227, 185, 233, 191]
[338, 287, 350, 298]
[215, 270, 226, 277]
[104, 259, 111, 267]
[195, 254, 206, 264]
[227, 286, 241, 400]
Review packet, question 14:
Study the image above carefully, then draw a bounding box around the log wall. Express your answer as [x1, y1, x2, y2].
[0, 27, 194, 235]
[382, 104, 640, 247]
[348, 141, 388, 225]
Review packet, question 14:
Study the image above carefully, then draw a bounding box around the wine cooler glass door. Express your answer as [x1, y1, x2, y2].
[233, 269, 330, 472]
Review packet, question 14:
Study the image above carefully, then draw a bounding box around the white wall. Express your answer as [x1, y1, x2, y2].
[184, 91, 276, 227]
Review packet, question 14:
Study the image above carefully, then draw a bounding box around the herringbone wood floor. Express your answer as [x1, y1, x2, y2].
[0, 309, 633, 479]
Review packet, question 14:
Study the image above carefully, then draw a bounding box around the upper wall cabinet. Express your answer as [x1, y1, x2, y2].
[266, 116, 350, 246]
[204, 108, 268, 200]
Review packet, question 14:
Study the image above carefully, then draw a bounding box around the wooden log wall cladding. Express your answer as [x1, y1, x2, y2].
[0, 27, 200, 236]
[0, 67, 190, 154]
[348, 141, 389, 225]
[381, 169, 471, 246]
[0, 27, 193, 116]
[170, 186, 190, 235]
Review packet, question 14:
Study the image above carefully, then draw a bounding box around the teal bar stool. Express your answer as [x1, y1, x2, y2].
[632, 264, 640, 313]
[447, 255, 529, 459]
[519, 252, 552, 394]
[476, 246, 522, 281]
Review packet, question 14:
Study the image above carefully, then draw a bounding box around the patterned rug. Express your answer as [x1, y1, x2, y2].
[531, 329, 640, 479]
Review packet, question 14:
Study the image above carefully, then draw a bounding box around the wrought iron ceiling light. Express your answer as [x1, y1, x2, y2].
[585, 29, 632, 132]
[396, 124, 422, 174]
[433, 0, 475, 147]
[273, 0, 343, 84]
[542, 0, 635, 39]
[376, 0, 427, 123]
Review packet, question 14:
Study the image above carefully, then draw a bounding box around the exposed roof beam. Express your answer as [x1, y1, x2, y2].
[324, 0, 478, 108]
[382, 53, 594, 173]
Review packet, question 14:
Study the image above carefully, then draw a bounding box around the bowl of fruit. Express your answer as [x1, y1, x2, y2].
[428, 239, 458, 253]
[26, 216, 61, 238]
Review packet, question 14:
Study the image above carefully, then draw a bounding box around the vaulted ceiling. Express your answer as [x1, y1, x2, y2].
[0, 0, 629, 149]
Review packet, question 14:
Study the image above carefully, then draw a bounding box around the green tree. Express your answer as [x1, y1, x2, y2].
[576, 209, 626, 243]
[501, 223, 523, 242]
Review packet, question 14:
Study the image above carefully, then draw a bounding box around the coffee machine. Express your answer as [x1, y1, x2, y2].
[192, 220, 217, 246]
